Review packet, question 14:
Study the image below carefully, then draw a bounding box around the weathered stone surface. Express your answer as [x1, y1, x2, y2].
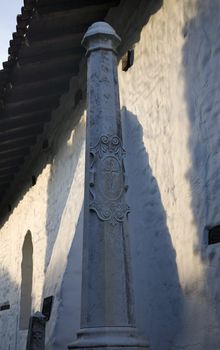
[26, 312, 46, 350]
[68, 21, 149, 350]
[89, 134, 129, 225]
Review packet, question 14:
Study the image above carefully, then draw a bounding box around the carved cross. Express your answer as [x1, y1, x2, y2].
[103, 157, 119, 191]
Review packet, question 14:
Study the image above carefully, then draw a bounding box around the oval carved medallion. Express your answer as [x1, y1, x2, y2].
[89, 134, 129, 225]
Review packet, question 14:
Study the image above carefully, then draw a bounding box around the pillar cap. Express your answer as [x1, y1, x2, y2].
[82, 22, 121, 54]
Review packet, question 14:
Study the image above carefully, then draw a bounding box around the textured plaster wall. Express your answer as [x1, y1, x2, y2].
[116, 0, 220, 348]
[0, 0, 220, 349]
[0, 163, 50, 349]
[0, 80, 86, 349]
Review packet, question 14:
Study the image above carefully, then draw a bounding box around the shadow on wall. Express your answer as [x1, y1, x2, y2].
[122, 107, 183, 350]
[50, 208, 83, 349]
[0, 268, 19, 350]
[108, 0, 163, 56]
[183, 0, 220, 253]
[42, 108, 85, 348]
[42, 107, 184, 350]
[182, 0, 220, 347]
[44, 111, 85, 270]
[0, 232, 35, 350]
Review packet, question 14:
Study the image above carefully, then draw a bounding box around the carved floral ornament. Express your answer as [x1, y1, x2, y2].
[89, 135, 130, 225]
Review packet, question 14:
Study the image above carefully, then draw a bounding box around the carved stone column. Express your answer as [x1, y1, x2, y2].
[68, 22, 149, 350]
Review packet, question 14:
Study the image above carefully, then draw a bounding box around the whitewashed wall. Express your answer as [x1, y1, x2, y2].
[0, 81, 86, 349]
[0, 0, 220, 349]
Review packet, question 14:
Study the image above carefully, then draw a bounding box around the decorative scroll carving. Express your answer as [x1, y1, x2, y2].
[89, 135, 129, 225]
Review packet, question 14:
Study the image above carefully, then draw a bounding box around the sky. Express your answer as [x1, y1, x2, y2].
[0, 0, 23, 68]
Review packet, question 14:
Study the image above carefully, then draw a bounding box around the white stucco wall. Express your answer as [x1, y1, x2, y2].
[117, 1, 220, 349]
[116, 1, 220, 348]
[0, 85, 86, 349]
[0, 0, 220, 349]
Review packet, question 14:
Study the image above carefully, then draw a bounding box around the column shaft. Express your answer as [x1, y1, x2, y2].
[68, 22, 149, 350]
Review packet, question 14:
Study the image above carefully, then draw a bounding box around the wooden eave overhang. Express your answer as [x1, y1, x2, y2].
[0, 0, 120, 207]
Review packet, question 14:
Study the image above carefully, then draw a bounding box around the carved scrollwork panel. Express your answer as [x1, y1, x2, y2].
[89, 135, 129, 225]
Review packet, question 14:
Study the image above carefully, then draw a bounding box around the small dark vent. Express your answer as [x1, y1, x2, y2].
[122, 49, 134, 72]
[32, 176, 36, 186]
[42, 296, 54, 321]
[208, 225, 220, 245]
[0, 302, 10, 311]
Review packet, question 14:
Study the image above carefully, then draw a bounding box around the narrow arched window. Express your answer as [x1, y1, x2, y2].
[19, 231, 33, 330]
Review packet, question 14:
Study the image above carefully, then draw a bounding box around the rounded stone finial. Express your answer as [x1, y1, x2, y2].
[81, 22, 121, 55]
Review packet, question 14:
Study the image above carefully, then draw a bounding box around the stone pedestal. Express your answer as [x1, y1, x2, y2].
[68, 22, 150, 350]
[26, 312, 46, 350]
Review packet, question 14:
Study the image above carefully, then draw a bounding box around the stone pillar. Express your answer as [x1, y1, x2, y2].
[68, 22, 149, 350]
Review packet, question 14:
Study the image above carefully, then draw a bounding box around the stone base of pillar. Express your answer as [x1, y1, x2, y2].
[68, 327, 150, 350]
